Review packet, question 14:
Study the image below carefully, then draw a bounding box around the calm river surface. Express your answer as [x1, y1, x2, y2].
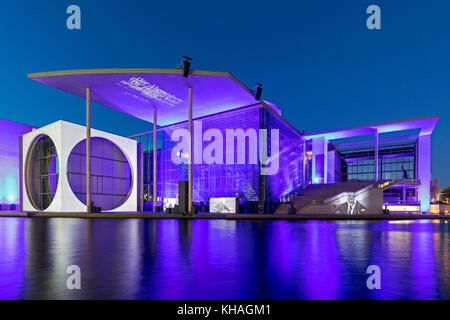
[0, 218, 448, 299]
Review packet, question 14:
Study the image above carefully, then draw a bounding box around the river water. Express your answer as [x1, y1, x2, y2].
[0, 218, 448, 299]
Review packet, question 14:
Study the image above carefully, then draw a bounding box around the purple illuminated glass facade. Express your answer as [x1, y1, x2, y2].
[133, 105, 303, 211]
[262, 108, 303, 201]
[67, 137, 132, 211]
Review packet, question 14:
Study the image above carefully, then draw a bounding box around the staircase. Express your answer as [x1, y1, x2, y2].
[276, 182, 376, 214]
[376, 179, 420, 190]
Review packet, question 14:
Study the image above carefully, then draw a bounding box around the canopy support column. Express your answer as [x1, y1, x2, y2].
[153, 106, 157, 213]
[86, 87, 91, 213]
[188, 86, 193, 215]
[375, 130, 379, 181]
[302, 140, 306, 183]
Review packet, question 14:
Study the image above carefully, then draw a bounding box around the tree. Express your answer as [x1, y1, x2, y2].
[440, 187, 450, 203]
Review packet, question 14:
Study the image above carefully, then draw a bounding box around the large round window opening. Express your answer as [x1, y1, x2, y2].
[67, 138, 132, 211]
[26, 135, 59, 210]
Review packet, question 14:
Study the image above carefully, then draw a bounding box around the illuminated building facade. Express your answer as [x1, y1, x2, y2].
[131, 104, 303, 212]
[20, 120, 138, 213]
[0, 68, 440, 213]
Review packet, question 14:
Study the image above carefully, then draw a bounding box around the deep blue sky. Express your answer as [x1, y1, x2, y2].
[0, 1, 449, 186]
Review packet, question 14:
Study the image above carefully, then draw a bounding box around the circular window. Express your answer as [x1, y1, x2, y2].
[25, 135, 59, 210]
[67, 137, 132, 211]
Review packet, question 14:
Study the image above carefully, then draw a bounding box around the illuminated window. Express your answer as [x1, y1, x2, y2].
[25, 135, 59, 210]
[67, 138, 132, 211]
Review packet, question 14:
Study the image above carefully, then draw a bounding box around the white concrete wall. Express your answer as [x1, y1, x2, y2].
[22, 120, 137, 212]
[311, 137, 327, 184]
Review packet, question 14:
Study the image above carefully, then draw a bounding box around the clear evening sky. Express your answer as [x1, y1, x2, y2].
[0, 1, 448, 186]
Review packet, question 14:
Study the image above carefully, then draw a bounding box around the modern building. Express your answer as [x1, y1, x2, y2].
[300, 116, 439, 213]
[0, 68, 440, 214]
[130, 103, 302, 213]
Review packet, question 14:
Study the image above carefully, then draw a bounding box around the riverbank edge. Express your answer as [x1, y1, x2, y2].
[0, 211, 449, 220]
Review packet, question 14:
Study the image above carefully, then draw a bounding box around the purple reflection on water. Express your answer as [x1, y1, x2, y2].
[302, 221, 340, 299]
[0, 218, 26, 299]
[410, 220, 439, 299]
[0, 218, 448, 299]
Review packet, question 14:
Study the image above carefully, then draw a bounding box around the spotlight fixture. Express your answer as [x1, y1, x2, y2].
[182, 56, 192, 78]
[255, 82, 262, 100]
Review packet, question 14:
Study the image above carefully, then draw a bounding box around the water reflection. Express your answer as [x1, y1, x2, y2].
[0, 218, 448, 299]
[0, 218, 26, 299]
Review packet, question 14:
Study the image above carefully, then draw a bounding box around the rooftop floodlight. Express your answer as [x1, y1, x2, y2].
[255, 82, 263, 100]
[182, 56, 192, 78]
